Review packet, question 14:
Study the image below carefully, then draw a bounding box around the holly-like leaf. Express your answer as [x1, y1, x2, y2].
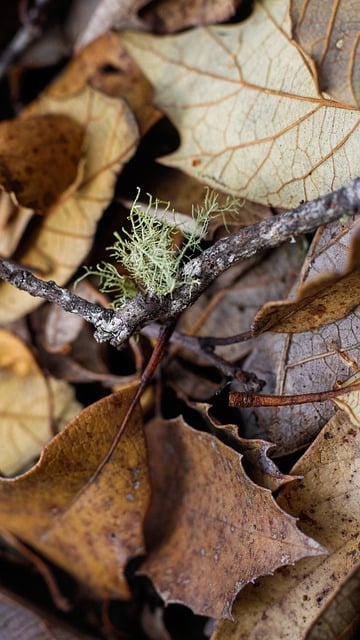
[141, 417, 324, 619]
[121, 0, 360, 208]
[0, 85, 139, 324]
[0, 388, 150, 599]
[212, 409, 360, 639]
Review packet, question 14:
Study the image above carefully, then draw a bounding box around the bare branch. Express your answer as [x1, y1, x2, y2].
[0, 178, 359, 347]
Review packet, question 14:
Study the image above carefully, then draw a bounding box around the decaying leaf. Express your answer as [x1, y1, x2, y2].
[121, 0, 360, 208]
[212, 409, 360, 639]
[240, 218, 360, 453]
[49, 31, 161, 135]
[0, 330, 81, 476]
[0, 85, 139, 324]
[0, 191, 32, 257]
[142, 0, 243, 33]
[141, 417, 324, 619]
[252, 226, 360, 334]
[290, 0, 360, 108]
[0, 388, 150, 598]
[0, 114, 84, 212]
[0, 589, 99, 640]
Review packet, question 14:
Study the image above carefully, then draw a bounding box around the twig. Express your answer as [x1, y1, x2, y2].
[0, 178, 359, 347]
[229, 382, 360, 408]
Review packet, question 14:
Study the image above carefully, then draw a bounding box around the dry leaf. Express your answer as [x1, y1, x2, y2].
[212, 410, 360, 639]
[50, 31, 161, 135]
[0, 388, 150, 598]
[0, 330, 81, 476]
[141, 416, 324, 619]
[240, 218, 360, 453]
[0, 114, 84, 212]
[252, 227, 360, 334]
[0, 85, 139, 324]
[0, 191, 32, 257]
[121, 0, 360, 208]
[290, 0, 360, 108]
[0, 589, 99, 640]
[142, 0, 243, 33]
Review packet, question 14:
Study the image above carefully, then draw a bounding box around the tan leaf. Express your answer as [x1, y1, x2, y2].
[332, 371, 360, 428]
[121, 0, 360, 208]
[251, 227, 360, 334]
[0, 588, 99, 640]
[0, 191, 32, 257]
[141, 417, 324, 619]
[0, 388, 150, 599]
[50, 31, 161, 135]
[0, 330, 81, 476]
[0, 114, 84, 212]
[240, 218, 360, 453]
[212, 410, 360, 640]
[290, 0, 360, 108]
[0, 86, 139, 323]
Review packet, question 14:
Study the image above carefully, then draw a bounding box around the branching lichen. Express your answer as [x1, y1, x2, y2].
[78, 188, 242, 308]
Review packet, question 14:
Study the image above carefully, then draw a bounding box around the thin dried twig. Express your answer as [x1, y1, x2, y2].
[0, 178, 359, 347]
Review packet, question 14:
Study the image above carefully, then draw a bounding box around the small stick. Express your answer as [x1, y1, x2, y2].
[229, 382, 360, 408]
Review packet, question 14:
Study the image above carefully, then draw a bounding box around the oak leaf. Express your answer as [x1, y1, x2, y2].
[0, 388, 150, 599]
[212, 409, 360, 639]
[0, 86, 139, 324]
[121, 0, 360, 208]
[290, 0, 360, 108]
[0, 330, 81, 476]
[140, 416, 324, 619]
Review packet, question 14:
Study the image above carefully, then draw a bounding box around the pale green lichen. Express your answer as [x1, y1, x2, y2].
[78, 188, 242, 308]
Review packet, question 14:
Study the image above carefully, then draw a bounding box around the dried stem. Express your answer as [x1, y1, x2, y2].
[0, 178, 359, 347]
[229, 382, 360, 408]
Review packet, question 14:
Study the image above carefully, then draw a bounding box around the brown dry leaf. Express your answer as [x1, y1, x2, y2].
[290, 0, 360, 108]
[50, 31, 161, 135]
[142, 0, 243, 33]
[240, 218, 360, 453]
[252, 228, 360, 334]
[212, 410, 360, 640]
[0, 85, 139, 324]
[121, 0, 360, 208]
[141, 416, 324, 619]
[0, 589, 99, 640]
[0, 114, 84, 212]
[0, 388, 150, 599]
[0, 330, 81, 477]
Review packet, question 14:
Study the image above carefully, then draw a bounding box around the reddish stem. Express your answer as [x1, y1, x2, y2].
[229, 382, 360, 408]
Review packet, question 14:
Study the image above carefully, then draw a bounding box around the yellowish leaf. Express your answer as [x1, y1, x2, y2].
[0, 330, 81, 476]
[121, 0, 360, 207]
[0, 86, 139, 323]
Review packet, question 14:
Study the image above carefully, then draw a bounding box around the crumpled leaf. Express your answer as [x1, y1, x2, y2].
[0, 191, 32, 257]
[0, 114, 84, 212]
[212, 409, 360, 640]
[0, 85, 139, 324]
[0, 588, 99, 640]
[252, 228, 360, 334]
[240, 218, 360, 453]
[0, 330, 81, 476]
[121, 0, 360, 208]
[0, 388, 150, 598]
[290, 0, 360, 108]
[141, 416, 324, 619]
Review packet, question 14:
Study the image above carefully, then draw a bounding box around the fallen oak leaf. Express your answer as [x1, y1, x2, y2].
[121, 0, 360, 208]
[0, 387, 150, 599]
[212, 409, 360, 639]
[0, 85, 139, 324]
[141, 416, 324, 619]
